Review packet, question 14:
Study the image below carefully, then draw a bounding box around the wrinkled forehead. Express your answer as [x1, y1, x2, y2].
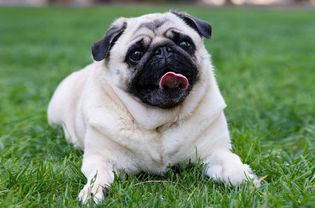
[123, 13, 199, 43]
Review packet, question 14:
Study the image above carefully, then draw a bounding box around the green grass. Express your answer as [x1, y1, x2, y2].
[0, 5, 314, 207]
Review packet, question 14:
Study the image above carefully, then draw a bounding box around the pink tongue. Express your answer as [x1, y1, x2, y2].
[159, 72, 189, 90]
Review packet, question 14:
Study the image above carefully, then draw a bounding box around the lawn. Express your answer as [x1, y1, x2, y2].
[0, 5, 314, 207]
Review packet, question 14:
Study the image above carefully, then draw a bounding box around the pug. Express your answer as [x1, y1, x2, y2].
[47, 11, 258, 203]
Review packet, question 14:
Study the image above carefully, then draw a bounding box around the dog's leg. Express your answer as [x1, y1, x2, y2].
[78, 154, 114, 204]
[78, 129, 115, 204]
[204, 149, 258, 185]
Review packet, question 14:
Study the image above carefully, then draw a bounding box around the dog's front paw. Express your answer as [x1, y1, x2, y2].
[207, 162, 258, 185]
[78, 183, 109, 204]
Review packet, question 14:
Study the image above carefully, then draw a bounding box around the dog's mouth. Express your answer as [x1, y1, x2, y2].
[159, 72, 189, 90]
[144, 71, 189, 90]
[130, 67, 196, 109]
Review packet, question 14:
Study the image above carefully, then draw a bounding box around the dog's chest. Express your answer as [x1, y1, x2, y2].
[87, 92, 214, 172]
[110, 114, 209, 170]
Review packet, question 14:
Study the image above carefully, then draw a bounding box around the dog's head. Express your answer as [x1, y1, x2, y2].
[92, 11, 211, 108]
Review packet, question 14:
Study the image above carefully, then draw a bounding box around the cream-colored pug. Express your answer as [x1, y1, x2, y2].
[47, 11, 258, 203]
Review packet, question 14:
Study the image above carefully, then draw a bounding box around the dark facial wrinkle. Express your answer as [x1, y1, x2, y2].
[137, 20, 167, 34]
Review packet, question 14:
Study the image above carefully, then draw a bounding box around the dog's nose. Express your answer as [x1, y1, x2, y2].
[154, 46, 173, 57]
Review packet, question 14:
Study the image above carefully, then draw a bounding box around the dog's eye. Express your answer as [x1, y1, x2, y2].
[128, 50, 143, 64]
[179, 41, 192, 51]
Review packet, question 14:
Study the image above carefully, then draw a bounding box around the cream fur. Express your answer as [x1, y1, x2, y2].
[47, 12, 258, 203]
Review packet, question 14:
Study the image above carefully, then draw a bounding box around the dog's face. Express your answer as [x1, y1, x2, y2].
[92, 11, 211, 108]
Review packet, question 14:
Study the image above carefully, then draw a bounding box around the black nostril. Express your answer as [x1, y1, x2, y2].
[155, 48, 162, 55]
[154, 46, 173, 56]
[165, 47, 173, 52]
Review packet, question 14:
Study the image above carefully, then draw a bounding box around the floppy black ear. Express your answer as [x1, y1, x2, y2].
[171, 11, 212, 39]
[91, 22, 127, 61]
